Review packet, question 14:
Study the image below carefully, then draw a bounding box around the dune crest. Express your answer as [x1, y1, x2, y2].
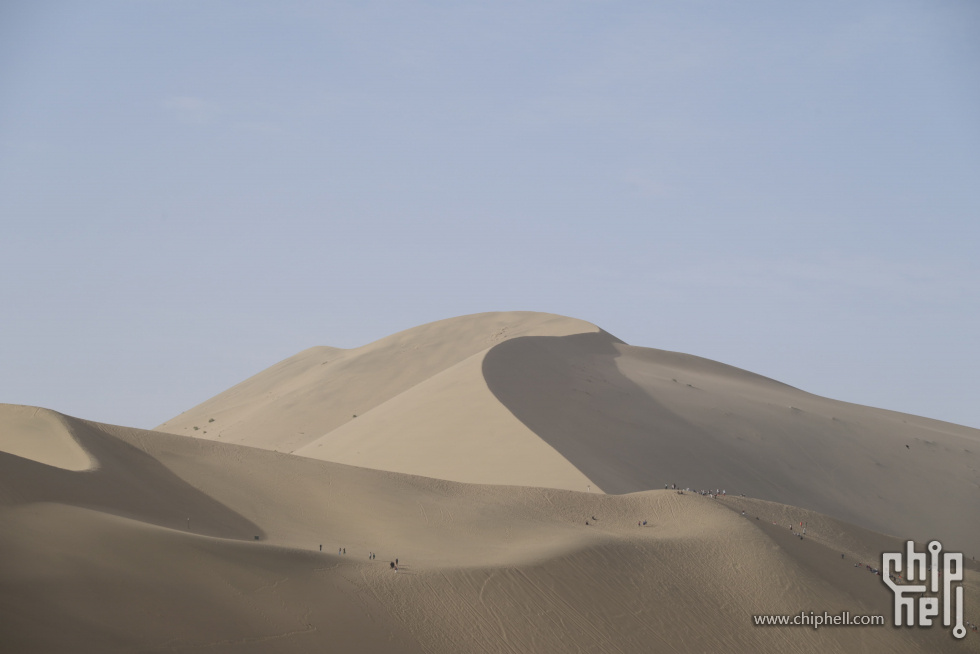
[0, 407, 262, 539]
[156, 311, 600, 455]
[294, 348, 599, 491]
[482, 332, 980, 552]
[0, 404, 94, 471]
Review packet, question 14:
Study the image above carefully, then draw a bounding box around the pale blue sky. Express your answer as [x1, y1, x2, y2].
[2, 1, 978, 429]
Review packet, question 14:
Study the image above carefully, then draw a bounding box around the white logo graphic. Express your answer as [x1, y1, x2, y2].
[882, 540, 965, 639]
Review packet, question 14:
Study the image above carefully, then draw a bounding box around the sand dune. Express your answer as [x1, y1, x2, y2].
[156, 312, 599, 454]
[158, 312, 980, 553]
[0, 404, 261, 539]
[293, 349, 597, 491]
[5, 311, 980, 652]
[3, 407, 977, 652]
[0, 404, 93, 471]
[482, 331, 980, 553]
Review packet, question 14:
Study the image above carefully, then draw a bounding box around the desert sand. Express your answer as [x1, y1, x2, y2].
[3, 312, 979, 652]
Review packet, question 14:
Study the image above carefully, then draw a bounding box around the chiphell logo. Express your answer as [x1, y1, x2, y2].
[882, 540, 965, 639]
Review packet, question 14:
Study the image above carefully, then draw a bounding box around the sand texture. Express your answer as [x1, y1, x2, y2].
[4, 312, 980, 652]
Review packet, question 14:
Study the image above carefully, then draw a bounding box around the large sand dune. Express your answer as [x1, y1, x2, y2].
[3, 405, 977, 652]
[4, 311, 979, 652]
[158, 312, 980, 554]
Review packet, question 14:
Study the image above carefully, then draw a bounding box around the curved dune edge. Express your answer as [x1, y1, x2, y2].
[0, 408, 264, 540]
[482, 332, 980, 554]
[295, 348, 602, 492]
[0, 404, 95, 471]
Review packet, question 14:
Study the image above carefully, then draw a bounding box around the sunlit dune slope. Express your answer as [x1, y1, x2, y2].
[0, 404, 93, 471]
[156, 311, 598, 454]
[293, 348, 597, 491]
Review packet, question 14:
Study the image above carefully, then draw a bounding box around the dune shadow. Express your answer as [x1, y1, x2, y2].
[0, 417, 264, 540]
[481, 332, 792, 496]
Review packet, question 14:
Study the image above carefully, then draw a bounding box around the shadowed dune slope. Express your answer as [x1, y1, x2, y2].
[0, 404, 262, 539]
[482, 332, 980, 553]
[3, 409, 977, 653]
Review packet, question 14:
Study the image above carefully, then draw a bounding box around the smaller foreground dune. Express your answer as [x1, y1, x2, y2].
[2, 406, 978, 653]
